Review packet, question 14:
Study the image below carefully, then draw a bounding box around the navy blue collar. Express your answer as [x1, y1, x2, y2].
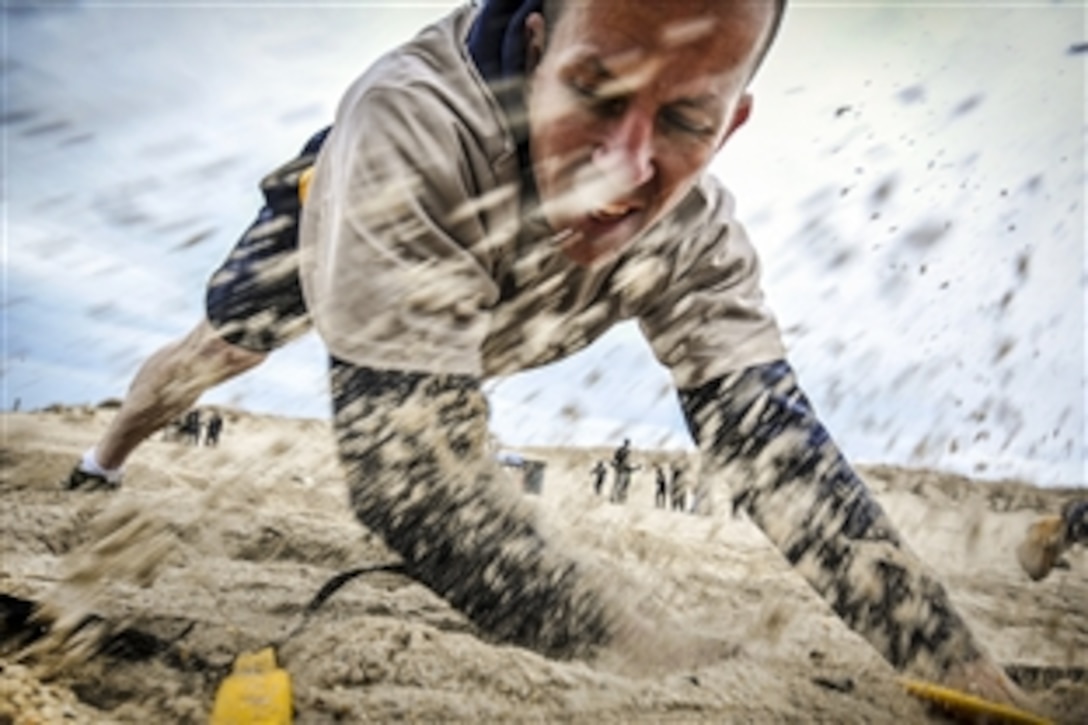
[467, 0, 540, 181]
[466, 0, 542, 85]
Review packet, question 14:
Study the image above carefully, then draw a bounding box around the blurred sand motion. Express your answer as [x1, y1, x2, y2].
[1, 404, 1085, 723]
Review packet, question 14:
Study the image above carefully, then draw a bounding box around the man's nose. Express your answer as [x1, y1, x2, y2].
[592, 110, 655, 189]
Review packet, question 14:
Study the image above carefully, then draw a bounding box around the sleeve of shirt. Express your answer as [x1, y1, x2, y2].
[328, 356, 619, 659]
[637, 176, 786, 390]
[300, 84, 499, 377]
[679, 361, 984, 677]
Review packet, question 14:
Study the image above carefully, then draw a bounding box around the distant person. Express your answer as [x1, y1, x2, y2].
[181, 409, 202, 446]
[610, 439, 635, 504]
[523, 459, 546, 495]
[1017, 498, 1088, 581]
[204, 411, 224, 447]
[591, 461, 607, 496]
[56, 0, 1031, 707]
[669, 465, 686, 512]
[654, 464, 667, 509]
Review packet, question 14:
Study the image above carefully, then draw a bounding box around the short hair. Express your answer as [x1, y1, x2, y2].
[540, 0, 788, 83]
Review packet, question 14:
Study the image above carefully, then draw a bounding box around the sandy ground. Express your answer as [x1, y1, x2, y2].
[1, 404, 1085, 723]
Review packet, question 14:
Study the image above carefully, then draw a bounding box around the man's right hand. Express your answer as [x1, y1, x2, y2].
[1016, 515, 1069, 581]
[938, 656, 1045, 722]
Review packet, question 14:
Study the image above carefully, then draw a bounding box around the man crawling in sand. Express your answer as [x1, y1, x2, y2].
[62, 0, 1036, 712]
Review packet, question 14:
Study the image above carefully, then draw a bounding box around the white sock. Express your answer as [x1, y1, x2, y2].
[81, 447, 124, 484]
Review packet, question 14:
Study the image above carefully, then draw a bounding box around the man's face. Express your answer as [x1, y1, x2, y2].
[524, 0, 773, 265]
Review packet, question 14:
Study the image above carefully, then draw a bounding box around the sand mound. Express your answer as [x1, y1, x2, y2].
[2, 406, 1085, 723]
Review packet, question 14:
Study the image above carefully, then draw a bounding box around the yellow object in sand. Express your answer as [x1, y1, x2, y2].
[298, 167, 314, 205]
[210, 647, 292, 725]
[900, 677, 1053, 725]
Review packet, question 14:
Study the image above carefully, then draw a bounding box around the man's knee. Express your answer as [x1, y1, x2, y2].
[185, 321, 268, 378]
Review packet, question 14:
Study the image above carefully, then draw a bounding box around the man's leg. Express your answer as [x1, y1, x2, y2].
[97, 321, 265, 468]
[65, 126, 332, 490]
[66, 321, 266, 489]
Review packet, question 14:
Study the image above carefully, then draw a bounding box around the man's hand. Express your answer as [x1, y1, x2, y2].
[680, 362, 987, 676]
[1016, 515, 1068, 581]
[939, 656, 1043, 718]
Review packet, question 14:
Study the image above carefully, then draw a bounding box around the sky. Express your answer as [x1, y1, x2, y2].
[3, 0, 1085, 487]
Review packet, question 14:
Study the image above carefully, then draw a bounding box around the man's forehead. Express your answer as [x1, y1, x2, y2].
[553, 1, 771, 71]
[566, 51, 731, 110]
[557, 0, 770, 35]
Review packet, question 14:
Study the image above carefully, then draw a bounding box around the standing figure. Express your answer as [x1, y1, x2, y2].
[669, 465, 686, 512]
[204, 411, 224, 447]
[654, 464, 668, 508]
[182, 409, 202, 446]
[610, 439, 633, 504]
[591, 460, 607, 496]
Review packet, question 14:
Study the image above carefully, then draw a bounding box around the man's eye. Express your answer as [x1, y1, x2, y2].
[571, 78, 595, 97]
[570, 77, 602, 101]
[570, 80, 625, 116]
[662, 110, 713, 137]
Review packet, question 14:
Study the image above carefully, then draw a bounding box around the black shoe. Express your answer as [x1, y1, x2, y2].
[63, 466, 120, 491]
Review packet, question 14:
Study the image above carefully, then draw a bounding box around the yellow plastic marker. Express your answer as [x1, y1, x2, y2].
[210, 647, 292, 725]
[298, 167, 314, 205]
[900, 677, 1054, 725]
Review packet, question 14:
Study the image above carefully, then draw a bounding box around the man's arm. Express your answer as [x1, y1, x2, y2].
[678, 360, 983, 678]
[329, 357, 617, 658]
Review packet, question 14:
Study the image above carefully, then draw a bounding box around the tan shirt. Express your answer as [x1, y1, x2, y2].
[299, 5, 785, 391]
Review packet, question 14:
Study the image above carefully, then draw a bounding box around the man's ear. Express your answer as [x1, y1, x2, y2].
[525, 12, 547, 75]
[718, 92, 754, 150]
